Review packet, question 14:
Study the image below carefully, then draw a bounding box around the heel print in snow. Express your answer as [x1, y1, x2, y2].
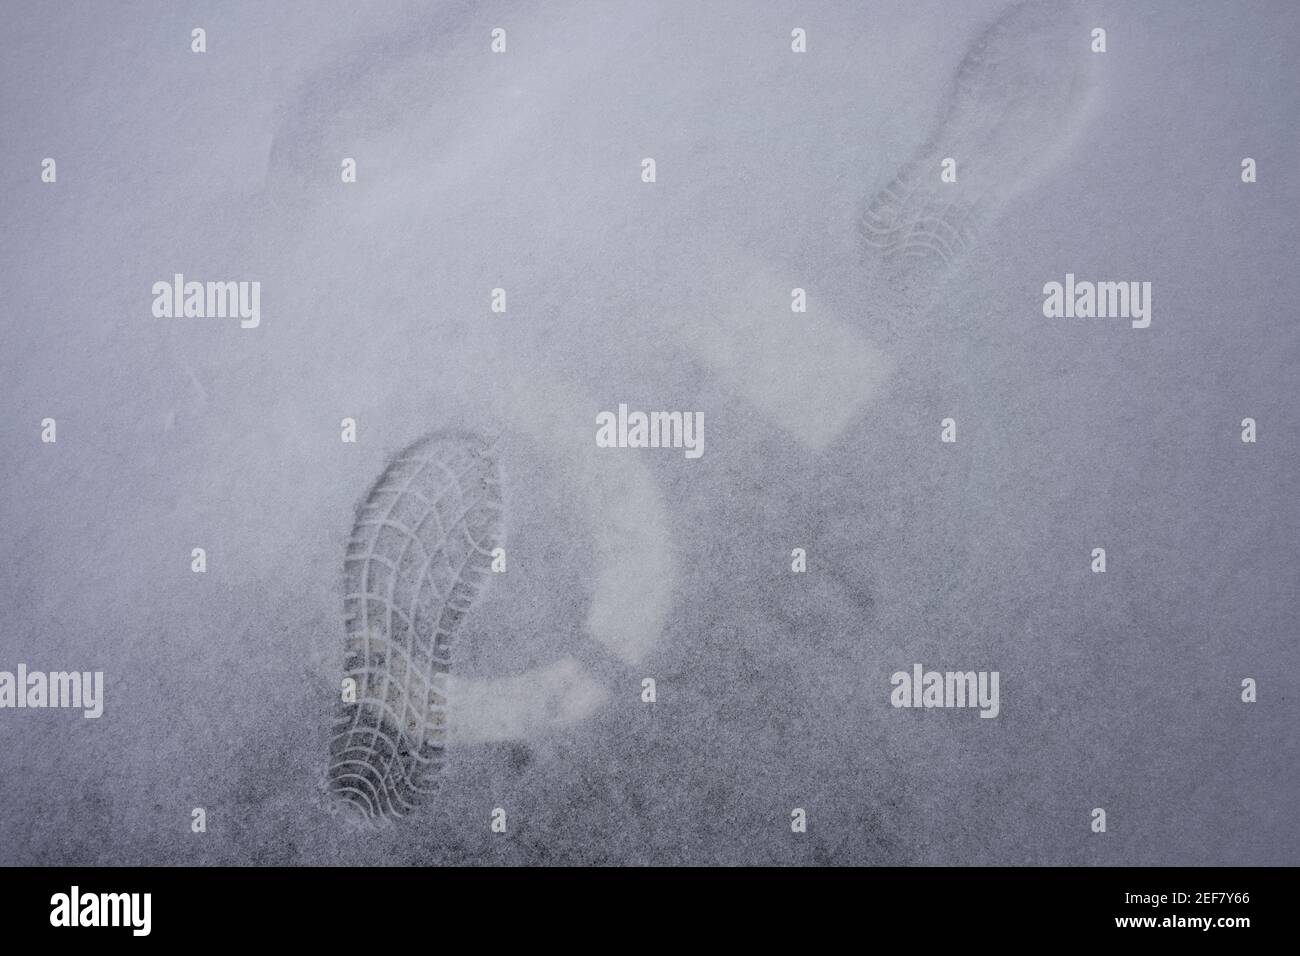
[860, 1, 1093, 281]
[328, 431, 503, 823]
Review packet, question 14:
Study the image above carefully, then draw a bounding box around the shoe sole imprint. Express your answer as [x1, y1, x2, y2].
[860, 1, 1092, 281]
[327, 430, 503, 824]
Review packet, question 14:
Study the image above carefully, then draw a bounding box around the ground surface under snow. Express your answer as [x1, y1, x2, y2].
[0, 0, 1297, 864]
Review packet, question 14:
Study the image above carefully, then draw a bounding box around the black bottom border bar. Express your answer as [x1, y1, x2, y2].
[0, 866, 1287, 941]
